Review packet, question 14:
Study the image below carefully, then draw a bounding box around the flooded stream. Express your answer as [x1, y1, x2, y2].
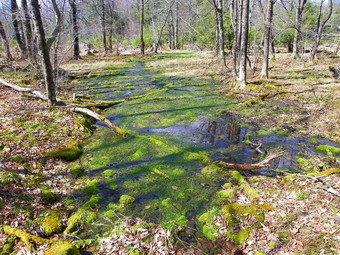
[76, 61, 339, 238]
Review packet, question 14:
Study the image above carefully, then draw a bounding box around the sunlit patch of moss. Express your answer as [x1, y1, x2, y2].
[45, 241, 80, 255]
[201, 164, 222, 175]
[315, 145, 340, 155]
[83, 195, 101, 209]
[82, 180, 100, 195]
[45, 140, 82, 161]
[216, 189, 235, 199]
[37, 210, 64, 236]
[119, 195, 135, 206]
[198, 208, 219, 241]
[65, 209, 96, 234]
[183, 152, 210, 164]
[308, 138, 320, 145]
[41, 190, 56, 204]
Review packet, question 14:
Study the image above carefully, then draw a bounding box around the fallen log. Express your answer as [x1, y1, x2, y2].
[215, 151, 284, 171]
[0, 78, 129, 136]
[4, 225, 53, 249]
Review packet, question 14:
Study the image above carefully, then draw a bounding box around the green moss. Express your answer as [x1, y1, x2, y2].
[39, 210, 64, 236]
[119, 195, 135, 206]
[183, 152, 210, 164]
[45, 140, 82, 161]
[308, 138, 320, 145]
[82, 180, 99, 195]
[42, 190, 56, 204]
[101, 169, 115, 177]
[83, 195, 101, 209]
[45, 242, 80, 255]
[226, 170, 244, 185]
[228, 228, 251, 245]
[216, 189, 235, 199]
[62, 198, 75, 207]
[222, 182, 232, 189]
[201, 164, 222, 175]
[103, 210, 116, 218]
[65, 209, 96, 234]
[68, 164, 84, 178]
[256, 128, 272, 135]
[315, 145, 340, 155]
[276, 130, 288, 137]
[160, 198, 172, 208]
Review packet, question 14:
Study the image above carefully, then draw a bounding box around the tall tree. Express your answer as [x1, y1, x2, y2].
[261, 0, 275, 78]
[174, 0, 179, 49]
[292, 0, 307, 58]
[30, 0, 57, 106]
[140, 0, 145, 55]
[100, 0, 108, 55]
[237, 0, 250, 89]
[0, 20, 13, 61]
[212, 0, 225, 68]
[21, 0, 34, 60]
[69, 0, 80, 59]
[310, 0, 333, 60]
[11, 0, 27, 57]
[154, 0, 176, 53]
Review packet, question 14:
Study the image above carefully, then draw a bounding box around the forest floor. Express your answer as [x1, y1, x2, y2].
[0, 51, 339, 255]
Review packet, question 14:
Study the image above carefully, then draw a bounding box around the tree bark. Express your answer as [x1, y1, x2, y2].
[140, 0, 145, 55]
[155, 0, 176, 53]
[293, 0, 307, 58]
[174, 0, 179, 49]
[310, 0, 333, 60]
[0, 20, 13, 61]
[69, 0, 80, 59]
[237, 0, 249, 89]
[260, 0, 275, 78]
[213, 0, 226, 68]
[100, 0, 108, 56]
[30, 0, 57, 106]
[11, 0, 27, 57]
[21, 0, 34, 60]
[108, 0, 115, 53]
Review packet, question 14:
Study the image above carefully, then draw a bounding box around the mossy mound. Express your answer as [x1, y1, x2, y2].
[315, 145, 340, 155]
[68, 163, 84, 178]
[45, 242, 80, 255]
[119, 195, 135, 206]
[64, 209, 96, 234]
[39, 210, 64, 236]
[82, 180, 99, 195]
[45, 140, 82, 161]
[201, 164, 222, 175]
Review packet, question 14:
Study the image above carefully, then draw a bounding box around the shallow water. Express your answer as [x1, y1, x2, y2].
[77, 60, 339, 237]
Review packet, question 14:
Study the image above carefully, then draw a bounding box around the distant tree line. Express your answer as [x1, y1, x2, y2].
[0, 0, 338, 103]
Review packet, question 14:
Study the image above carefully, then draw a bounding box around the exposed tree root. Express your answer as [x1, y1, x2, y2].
[215, 151, 284, 171]
[0, 79, 129, 136]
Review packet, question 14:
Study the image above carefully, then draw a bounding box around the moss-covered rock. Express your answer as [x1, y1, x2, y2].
[216, 189, 235, 199]
[64, 209, 96, 234]
[45, 242, 80, 255]
[45, 140, 82, 161]
[39, 210, 64, 236]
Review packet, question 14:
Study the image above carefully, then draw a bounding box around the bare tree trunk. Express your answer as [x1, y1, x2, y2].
[293, 0, 307, 58]
[11, 0, 27, 57]
[174, 0, 179, 49]
[100, 0, 108, 56]
[0, 20, 13, 61]
[155, 0, 176, 53]
[231, 0, 239, 77]
[69, 0, 80, 60]
[237, 0, 249, 89]
[213, 0, 225, 68]
[310, 0, 333, 60]
[21, 0, 34, 61]
[261, 0, 274, 78]
[140, 0, 145, 55]
[30, 0, 57, 106]
[108, 0, 114, 53]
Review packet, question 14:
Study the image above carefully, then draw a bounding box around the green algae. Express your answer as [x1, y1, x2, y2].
[119, 195, 135, 206]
